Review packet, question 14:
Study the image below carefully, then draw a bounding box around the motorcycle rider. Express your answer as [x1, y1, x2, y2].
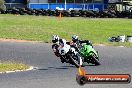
[52, 35, 60, 57]
[70, 35, 93, 67]
[71, 35, 93, 51]
[52, 35, 66, 63]
[58, 38, 83, 66]
[51, 35, 83, 66]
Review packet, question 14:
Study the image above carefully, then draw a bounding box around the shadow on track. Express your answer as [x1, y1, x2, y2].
[37, 64, 98, 71]
[37, 65, 76, 71]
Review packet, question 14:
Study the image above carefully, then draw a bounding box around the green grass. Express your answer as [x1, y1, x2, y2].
[0, 62, 29, 72]
[0, 14, 132, 46]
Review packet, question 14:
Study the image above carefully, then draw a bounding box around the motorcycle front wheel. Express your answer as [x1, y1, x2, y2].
[69, 54, 80, 68]
[90, 52, 100, 66]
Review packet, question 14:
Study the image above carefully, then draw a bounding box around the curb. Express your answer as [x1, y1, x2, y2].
[0, 66, 36, 74]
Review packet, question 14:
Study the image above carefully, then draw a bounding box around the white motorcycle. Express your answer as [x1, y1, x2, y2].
[58, 42, 82, 68]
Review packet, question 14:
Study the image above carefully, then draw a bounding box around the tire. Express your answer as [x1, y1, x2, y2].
[76, 76, 86, 85]
[90, 52, 100, 66]
[69, 54, 80, 68]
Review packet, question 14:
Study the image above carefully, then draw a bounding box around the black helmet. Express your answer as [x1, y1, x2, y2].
[72, 35, 78, 42]
[52, 35, 59, 43]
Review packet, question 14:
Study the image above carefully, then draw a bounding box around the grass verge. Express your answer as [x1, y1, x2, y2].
[0, 14, 132, 47]
[0, 62, 29, 73]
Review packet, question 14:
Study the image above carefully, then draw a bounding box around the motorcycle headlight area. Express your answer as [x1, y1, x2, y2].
[59, 45, 70, 55]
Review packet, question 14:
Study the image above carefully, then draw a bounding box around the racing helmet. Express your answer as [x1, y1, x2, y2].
[72, 35, 78, 42]
[52, 35, 59, 43]
[59, 39, 67, 46]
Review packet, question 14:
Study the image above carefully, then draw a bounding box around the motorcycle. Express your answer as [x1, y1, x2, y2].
[58, 43, 82, 68]
[79, 43, 100, 66]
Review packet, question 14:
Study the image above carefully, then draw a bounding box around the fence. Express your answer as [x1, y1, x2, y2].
[29, 3, 108, 10]
[5, 3, 26, 8]
[5, 3, 108, 10]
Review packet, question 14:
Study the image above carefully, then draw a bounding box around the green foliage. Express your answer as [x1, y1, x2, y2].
[0, 0, 6, 10]
[23, 0, 29, 5]
[0, 0, 4, 5]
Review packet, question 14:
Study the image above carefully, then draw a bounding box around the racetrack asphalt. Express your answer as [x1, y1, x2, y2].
[0, 42, 131, 88]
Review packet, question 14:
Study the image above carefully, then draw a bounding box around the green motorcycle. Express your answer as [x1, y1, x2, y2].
[80, 44, 100, 66]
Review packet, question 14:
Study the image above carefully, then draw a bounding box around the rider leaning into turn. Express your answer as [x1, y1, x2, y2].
[52, 35, 66, 63]
[70, 35, 93, 51]
[52, 35, 60, 57]
[70, 35, 93, 67]
[58, 38, 83, 66]
[52, 35, 83, 65]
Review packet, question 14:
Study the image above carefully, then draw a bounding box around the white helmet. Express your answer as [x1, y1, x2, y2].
[52, 35, 59, 43]
[72, 35, 78, 42]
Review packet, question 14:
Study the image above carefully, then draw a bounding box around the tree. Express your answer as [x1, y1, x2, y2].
[23, 0, 29, 5]
[0, 0, 6, 10]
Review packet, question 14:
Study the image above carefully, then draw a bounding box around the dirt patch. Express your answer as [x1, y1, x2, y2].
[0, 38, 42, 43]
